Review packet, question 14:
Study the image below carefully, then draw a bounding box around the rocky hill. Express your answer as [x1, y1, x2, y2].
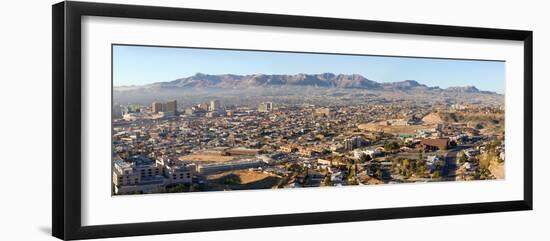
[116, 73, 498, 93]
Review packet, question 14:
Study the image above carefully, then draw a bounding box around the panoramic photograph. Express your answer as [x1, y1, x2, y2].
[111, 45, 505, 195]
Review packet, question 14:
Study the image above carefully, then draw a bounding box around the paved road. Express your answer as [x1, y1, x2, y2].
[442, 145, 470, 180]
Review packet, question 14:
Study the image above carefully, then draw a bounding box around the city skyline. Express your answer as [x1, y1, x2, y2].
[113, 45, 505, 94]
[112, 45, 506, 195]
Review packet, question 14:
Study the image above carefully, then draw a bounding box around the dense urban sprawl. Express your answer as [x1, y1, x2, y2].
[112, 97, 505, 195]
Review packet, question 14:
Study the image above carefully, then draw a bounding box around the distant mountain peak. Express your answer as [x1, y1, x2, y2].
[121, 73, 497, 95]
[401, 80, 421, 86]
[380, 79, 427, 90]
[153, 73, 382, 89]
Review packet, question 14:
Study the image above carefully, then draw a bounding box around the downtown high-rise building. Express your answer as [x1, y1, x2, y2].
[166, 100, 177, 115]
[343, 136, 364, 151]
[152, 102, 163, 113]
[210, 99, 221, 111]
[258, 102, 273, 112]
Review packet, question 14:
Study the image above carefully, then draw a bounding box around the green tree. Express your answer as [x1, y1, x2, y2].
[416, 164, 427, 177]
[359, 153, 371, 163]
[416, 156, 427, 177]
[475, 123, 484, 129]
[401, 159, 411, 173]
[375, 169, 383, 179]
[171, 184, 186, 193]
[369, 161, 381, 178]
[403, 169, 411, 179]
[384, 141, 400, 151]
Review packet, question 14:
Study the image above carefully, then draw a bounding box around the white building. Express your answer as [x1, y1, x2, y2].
[426, 155, 440, 171]
[210, 99, 221, 111]
[353, 149, 381, 159]
[164, 163, 192, 185]
[258, 102, 273, 112]
[464, 148, 480, 158]
[112, 156, 195, 194]
[112, 156, 165, 194]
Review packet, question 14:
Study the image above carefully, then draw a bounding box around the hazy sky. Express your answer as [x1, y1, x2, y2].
[113, 45, 505, 93]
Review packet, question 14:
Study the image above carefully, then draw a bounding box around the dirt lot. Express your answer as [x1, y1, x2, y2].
[489, 162, 505, 179]
[179, 153, 238, 162]
[208, 170, 271, 184]
[206, 170, 281, 190]
[358, 123, 436, 135]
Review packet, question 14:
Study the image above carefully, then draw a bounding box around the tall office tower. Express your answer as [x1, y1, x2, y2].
[343, 136, 362, 151]
[210, 99, 221, 111]
[166, 100, 177, 115]
[152, 102, 163, 113]
[198, 103, 209, 111]
[258, 102, 273, 112]
[112, 105, 123, 118]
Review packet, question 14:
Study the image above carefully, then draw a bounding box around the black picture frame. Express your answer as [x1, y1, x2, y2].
[52, 1, 533, 240]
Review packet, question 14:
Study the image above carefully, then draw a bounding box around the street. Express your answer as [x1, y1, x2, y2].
[442, 144, 470, 180]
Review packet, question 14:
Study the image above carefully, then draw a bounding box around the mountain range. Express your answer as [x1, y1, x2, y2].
[116, 73, 496, 94]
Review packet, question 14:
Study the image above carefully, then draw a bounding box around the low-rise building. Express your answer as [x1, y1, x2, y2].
[353, 149, 381, 159]
[227, 147, 262, 156]
[313, 107, 331, 117]
[464, 148, 480, 158]
[419, 138, 449, 151]
[280, 144, 298, 153]
[197, 159, 263, 174]
[426, 155, 440, 172]
[112, 156, 165, 194]
[156, 158, 194, 185]
[298, 146, 320, 157]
